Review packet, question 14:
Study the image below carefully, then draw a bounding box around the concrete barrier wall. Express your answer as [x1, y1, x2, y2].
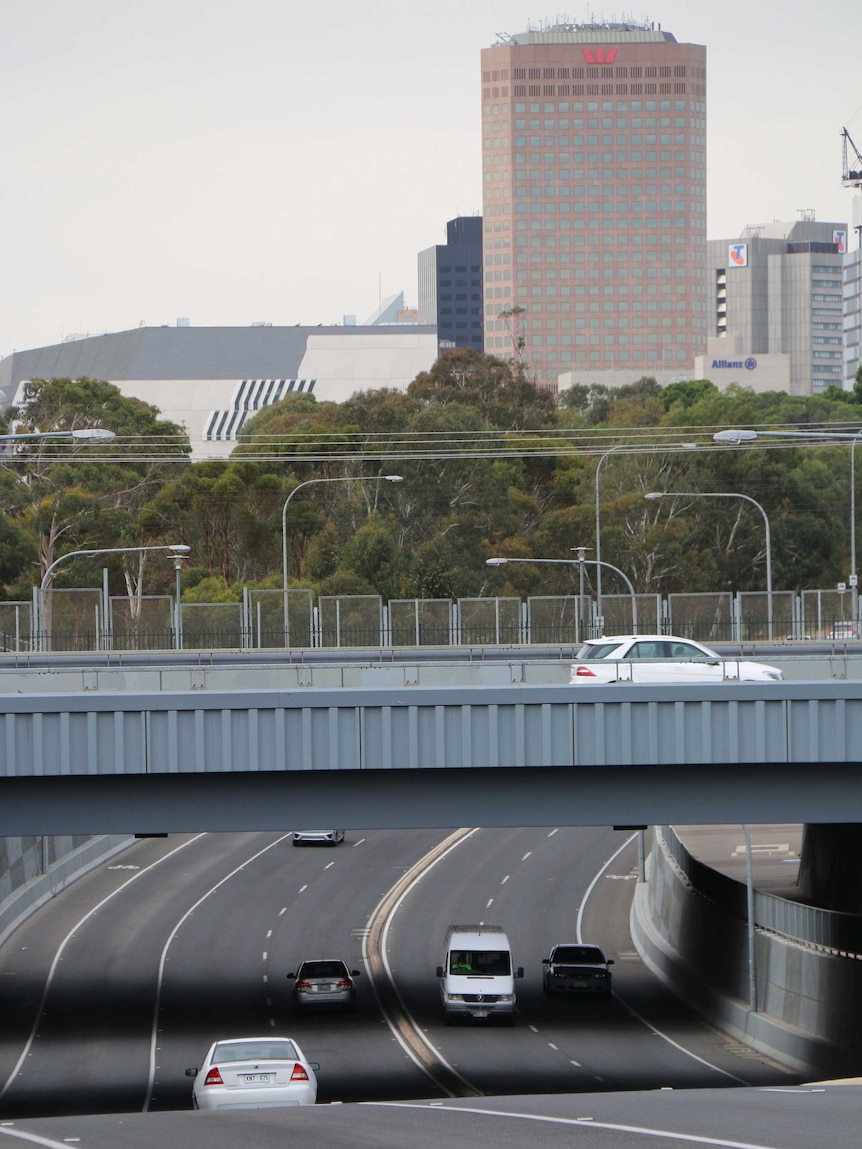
[0, 834, 134, 948]
[631, 828, 862, 1078]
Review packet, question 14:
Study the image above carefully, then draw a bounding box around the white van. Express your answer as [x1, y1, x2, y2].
[436, 924, 523, 1024]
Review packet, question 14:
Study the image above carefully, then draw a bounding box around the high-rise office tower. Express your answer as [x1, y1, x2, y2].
[480, 21, 707, 388]
[418, 216, 485, 353]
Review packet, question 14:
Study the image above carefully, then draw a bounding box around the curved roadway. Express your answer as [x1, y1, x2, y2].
[0, 826, 830, 1145]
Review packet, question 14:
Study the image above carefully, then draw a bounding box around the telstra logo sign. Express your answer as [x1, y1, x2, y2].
[582, 48, 617, 64]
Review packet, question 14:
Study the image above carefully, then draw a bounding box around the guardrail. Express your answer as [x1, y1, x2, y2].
[659, 825, 862, 958]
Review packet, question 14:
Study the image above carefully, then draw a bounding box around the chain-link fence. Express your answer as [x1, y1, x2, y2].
[23, 586, 862, 653]
[457, 598, 522, 644]
[109, 596, 174, 651]
[389, 599, 453, 646]
[0, 601, 32, 652]
[319, 596, 383, 648]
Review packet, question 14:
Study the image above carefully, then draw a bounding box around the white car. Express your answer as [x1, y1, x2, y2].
[571, 635, 784, 684]
[292, 830, 345, 846]
[187, 1036, 318, 1110]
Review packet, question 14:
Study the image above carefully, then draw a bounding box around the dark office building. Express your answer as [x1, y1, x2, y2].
[418, 216, 484, 352]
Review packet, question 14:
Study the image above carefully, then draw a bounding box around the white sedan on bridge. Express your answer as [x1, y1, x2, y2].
[571, 635, 784, 684]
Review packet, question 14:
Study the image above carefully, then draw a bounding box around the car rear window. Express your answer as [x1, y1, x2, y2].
[575, 643, 621, 660]
[553, 946, 604, 964]
[299, 961, 348, 978]
[213, 1040, 298, 1062]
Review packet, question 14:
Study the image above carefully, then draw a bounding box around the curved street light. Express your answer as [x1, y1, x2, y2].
[715, 426, 862, 595]
[486, 553, 638, 635]
[594, 441, 698, 624]
[281, 475, 403, 647]
[646, 489, 773, 640]
[0, 427, 116, 444]
[39, 543, 191, 654]
[40, 544, 191, 593]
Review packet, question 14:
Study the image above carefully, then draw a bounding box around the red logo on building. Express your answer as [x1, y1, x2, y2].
[582, 48, 617, 64]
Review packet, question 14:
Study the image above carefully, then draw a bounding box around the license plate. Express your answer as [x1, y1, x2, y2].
[471, 1010, 489, 1018]
[316, 984, 332, 992]
[240, 1073, 274, 1084]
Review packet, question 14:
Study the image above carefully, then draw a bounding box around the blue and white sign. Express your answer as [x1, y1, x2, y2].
[729, 243, 748, 267]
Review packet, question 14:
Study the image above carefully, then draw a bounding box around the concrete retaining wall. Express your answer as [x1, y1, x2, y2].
[0, 835, 134, 948]
[631, 829, 862, 1078]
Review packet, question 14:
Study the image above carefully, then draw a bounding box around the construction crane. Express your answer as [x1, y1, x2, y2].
[842, 127, 862, 189]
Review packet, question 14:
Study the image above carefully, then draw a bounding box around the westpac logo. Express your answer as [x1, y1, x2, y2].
[729, 243, 748, 267]
[582, 47, 617, 64]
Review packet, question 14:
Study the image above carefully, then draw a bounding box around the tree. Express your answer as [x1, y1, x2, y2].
[3, 377, 190, 592]
[408, 348, 556, 430]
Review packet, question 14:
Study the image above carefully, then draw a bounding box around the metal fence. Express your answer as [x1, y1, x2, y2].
[659, 825, 862, 957]
[18, 585, 862, 653]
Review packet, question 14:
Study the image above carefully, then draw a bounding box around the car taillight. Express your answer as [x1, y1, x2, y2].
[290, 1063, 309, 1082]
[575, 666, 596, 677]
[296, 980, 312, 990]
[204, 1067, 224, 1086]
[336, 979, 352, 989]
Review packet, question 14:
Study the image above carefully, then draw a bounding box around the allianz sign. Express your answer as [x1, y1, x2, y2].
[711, 357, 757, 370]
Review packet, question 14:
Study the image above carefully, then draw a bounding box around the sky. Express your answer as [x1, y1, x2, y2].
[2, 0, 862, 359]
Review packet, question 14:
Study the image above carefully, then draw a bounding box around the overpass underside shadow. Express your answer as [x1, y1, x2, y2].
[2, 763, 862, 835]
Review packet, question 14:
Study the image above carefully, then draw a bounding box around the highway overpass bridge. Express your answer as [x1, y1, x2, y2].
[0, 669, 860, 835]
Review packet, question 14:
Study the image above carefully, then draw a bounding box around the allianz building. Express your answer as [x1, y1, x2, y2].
[697, 216, 848, 395]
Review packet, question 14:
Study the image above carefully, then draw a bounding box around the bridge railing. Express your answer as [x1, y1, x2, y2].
[22, 587, 862, 653]
[659, 826, 862, 958]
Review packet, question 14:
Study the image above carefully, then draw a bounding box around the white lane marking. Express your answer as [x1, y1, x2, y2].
[0, 834, 207, 1103]
[262, 952, 268, 961]
[298, 885, 308, 893]
[266, 930, 272, 939]
[353, 838, 366, 847]
[0, 1129, 87, 1148]
[486, 898, 494, 908]
[577, 835, 748, 1086]
[366, 1101, 785, 1148]
[521, 852, 532, 861]
[570, 1060, 581, 1067]
[528, 1025, 539, 1033]
[324, 862, 335, 870]
[501, 875, 510, 885]
[548, 1042, 559, 1051]
[547, 829, 559, 837]
[278, 907, 287, 916]
[365, 829, 480, 1096]
[143, 833, 293, 1111]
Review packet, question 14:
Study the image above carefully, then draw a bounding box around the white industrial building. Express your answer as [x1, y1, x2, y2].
[0, 323, 439, 460]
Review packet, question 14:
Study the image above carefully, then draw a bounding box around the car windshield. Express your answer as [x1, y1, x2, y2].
[449, 949, 511, 975]
[298, 961, 348, 979]
[575, 642, 623, 660]
[552, 946, 605, 964]
[213, 1040, 298, 1062]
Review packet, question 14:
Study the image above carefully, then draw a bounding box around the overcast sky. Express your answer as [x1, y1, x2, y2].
[2, 0, 861, 358]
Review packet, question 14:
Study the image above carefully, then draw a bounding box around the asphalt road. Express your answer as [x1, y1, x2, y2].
[0, 826, 846, 1147]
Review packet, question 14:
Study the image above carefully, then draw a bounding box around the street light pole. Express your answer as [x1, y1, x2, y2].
[39, 544, 190, 653]
[486, 554, 638, 635]
[646, 490, 773, 640]
[715, 426, 862, 611]
[594, 441, 698, 628]
[281, 475, 403, 648]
